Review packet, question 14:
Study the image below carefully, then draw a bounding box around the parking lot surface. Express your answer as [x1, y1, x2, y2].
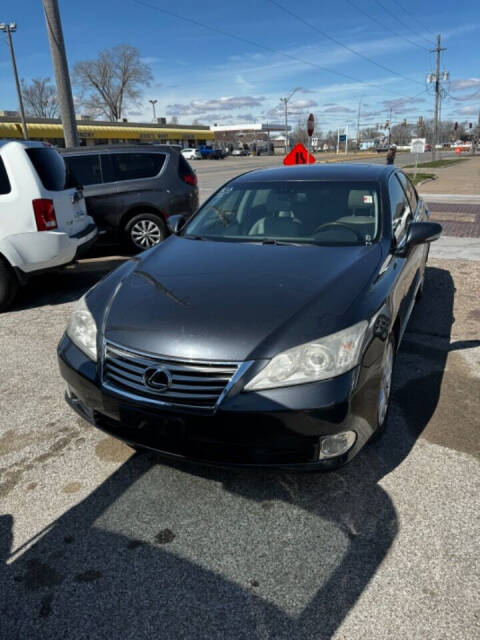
[1, 156, 479, 639]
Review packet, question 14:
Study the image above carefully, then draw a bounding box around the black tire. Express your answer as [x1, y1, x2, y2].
[0, 259, 19, 312]
[370, 333, 396, 441]
[123, 212, 167, 252]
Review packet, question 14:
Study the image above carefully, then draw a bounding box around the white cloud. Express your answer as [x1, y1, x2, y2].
[166, 96, 265, 116]
[458, 105, 479, 116]
[450, 77, 480, 91]
[323, 105, 355, 113]
[382, 97, 426, 113]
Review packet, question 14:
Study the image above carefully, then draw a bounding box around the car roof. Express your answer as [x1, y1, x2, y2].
[235, 163, 396, 183]
[0, 139, 52, 151]
[60, 144, 179, 155]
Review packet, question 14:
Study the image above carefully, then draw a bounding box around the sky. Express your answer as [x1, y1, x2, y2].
[1, 0, 479, 133]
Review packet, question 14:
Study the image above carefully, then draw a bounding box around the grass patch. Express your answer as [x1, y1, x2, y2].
[407, 172, 436, 185]
[403, 158, 468, 169]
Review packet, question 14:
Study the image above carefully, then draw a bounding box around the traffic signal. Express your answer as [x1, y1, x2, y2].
[454, 122, 458, 130]
[385, 120, 390, 128]
[469, 122, 473, 129]
[402, 119, 407, 127]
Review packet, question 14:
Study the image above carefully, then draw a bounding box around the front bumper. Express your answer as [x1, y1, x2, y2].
[58, 336, 384, 470]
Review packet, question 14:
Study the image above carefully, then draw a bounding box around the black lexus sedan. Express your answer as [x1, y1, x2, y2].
[58, 164, 441, 470]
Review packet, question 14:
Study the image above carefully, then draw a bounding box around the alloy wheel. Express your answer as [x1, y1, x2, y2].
[130, 219, 163, 249]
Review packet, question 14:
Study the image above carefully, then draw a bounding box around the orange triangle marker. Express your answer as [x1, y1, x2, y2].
[283, 143, 316, 165]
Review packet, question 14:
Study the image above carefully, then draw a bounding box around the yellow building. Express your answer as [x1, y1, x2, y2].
[0, 115, 214, 147]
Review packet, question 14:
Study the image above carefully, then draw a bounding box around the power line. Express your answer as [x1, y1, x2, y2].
[131, 0, 428, 100]
[374, 0, 434, 46]
[267, 0, 424, 86]
[391, 0, 437, 37]
[345, 0, 430, 53]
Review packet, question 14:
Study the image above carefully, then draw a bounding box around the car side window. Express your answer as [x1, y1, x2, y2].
[0, 157, 11, 195]
[110, 153, 166, 181]
[65, 155, 101, 186]
[397, 172, 418, 212]
[388, 174, 411, 245]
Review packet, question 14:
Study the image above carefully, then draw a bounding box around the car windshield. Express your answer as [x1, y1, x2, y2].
[182, 180, 380, 245]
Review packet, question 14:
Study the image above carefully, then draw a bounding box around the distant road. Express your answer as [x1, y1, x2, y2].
[195, 151, 461, 203]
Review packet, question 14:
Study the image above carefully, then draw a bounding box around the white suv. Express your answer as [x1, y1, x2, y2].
[181, 148, 202, 160]
[0, 140, 97, 310]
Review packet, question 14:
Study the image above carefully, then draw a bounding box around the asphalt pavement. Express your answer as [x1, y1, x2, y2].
[195, 150, 461, 203]
[0, 153, 479, 639]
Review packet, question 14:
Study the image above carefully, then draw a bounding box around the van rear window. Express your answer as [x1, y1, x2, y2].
[0, 158, 11, 195]
[25, 147, 67, 191]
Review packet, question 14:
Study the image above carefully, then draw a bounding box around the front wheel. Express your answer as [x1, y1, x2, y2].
[123, 213, 167, 252]
[371, 334, 396, 441]
[0, 259, 19, 312]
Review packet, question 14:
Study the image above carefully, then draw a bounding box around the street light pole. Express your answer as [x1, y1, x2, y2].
[0, 22, 28, 139]
[42, 0, 78, 147]
[149, 99, 158, 122]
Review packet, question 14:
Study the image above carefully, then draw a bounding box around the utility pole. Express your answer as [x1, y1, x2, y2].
[280, 87, 300, 154]
[42, 0, 78, 147]
[281, 97, 289, 154]
[430, 34, 446, 161]
[0, 22, 28, 139]
[356, 98, 362, 150]
[149, 99, 157, 122]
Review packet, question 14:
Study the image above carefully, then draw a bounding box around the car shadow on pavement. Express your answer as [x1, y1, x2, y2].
[0, 265, 460, 639]
[10, 254, 128, 311]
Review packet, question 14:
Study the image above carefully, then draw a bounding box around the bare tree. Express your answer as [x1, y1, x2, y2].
[21, 77, 59, 118]
[73, 44, 153, 121]
[290, 116, 309, 147]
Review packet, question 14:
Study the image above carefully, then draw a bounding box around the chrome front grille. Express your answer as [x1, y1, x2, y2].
[102, 341, 242, 410]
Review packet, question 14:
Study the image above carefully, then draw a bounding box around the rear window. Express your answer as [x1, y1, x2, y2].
[65, 154, 102, 186]
[0, 158, 11, 195]
[25, 147, 67, 191]
[110, 152, 166, 181]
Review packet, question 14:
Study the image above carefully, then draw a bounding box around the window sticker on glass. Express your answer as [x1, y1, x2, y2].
[363, 195, 373, 204]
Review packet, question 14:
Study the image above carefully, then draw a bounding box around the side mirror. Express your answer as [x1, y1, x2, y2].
[167, 214, 186, 235]
[394, 221, 442, 254]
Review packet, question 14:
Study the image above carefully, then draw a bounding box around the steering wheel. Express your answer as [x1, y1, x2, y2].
[313, 222, 364, 241]
[210, 206, 236, 227]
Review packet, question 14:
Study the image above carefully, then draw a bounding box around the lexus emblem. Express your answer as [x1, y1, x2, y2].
[143, 366, 172, 393]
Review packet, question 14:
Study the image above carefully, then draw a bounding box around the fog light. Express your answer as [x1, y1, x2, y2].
[319, 431, 356, 459]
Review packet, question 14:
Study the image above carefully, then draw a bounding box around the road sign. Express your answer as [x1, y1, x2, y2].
[411, 138, 426, 154]
[283, 143, 316, 165]
[339, 134, 347, 142]
[307, 113, 314, 137]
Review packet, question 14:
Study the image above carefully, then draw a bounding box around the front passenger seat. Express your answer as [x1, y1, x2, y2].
[249, 193, 302, 237]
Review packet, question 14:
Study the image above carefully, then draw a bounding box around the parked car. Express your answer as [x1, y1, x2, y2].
[62, 145, 198, 251]
[198, 145, 225, 160]
[232, 148, 248, 156]
[181, 148, 202, 160]
[58, 164, 441, 470]
[0, 140, 97, 311]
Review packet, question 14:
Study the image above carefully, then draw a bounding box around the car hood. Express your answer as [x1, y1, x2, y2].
[104, 236, 382, 361]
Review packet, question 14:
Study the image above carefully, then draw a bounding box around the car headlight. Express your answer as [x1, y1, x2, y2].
[244, 320, 368, 391]
[66, 295, 97, 361]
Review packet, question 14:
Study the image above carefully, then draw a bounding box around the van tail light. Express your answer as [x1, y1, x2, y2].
[182, 173, 197, 186]
[33, 198, 58, 231]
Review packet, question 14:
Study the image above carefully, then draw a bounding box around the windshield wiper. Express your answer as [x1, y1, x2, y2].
[260, 238, 308, 246]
